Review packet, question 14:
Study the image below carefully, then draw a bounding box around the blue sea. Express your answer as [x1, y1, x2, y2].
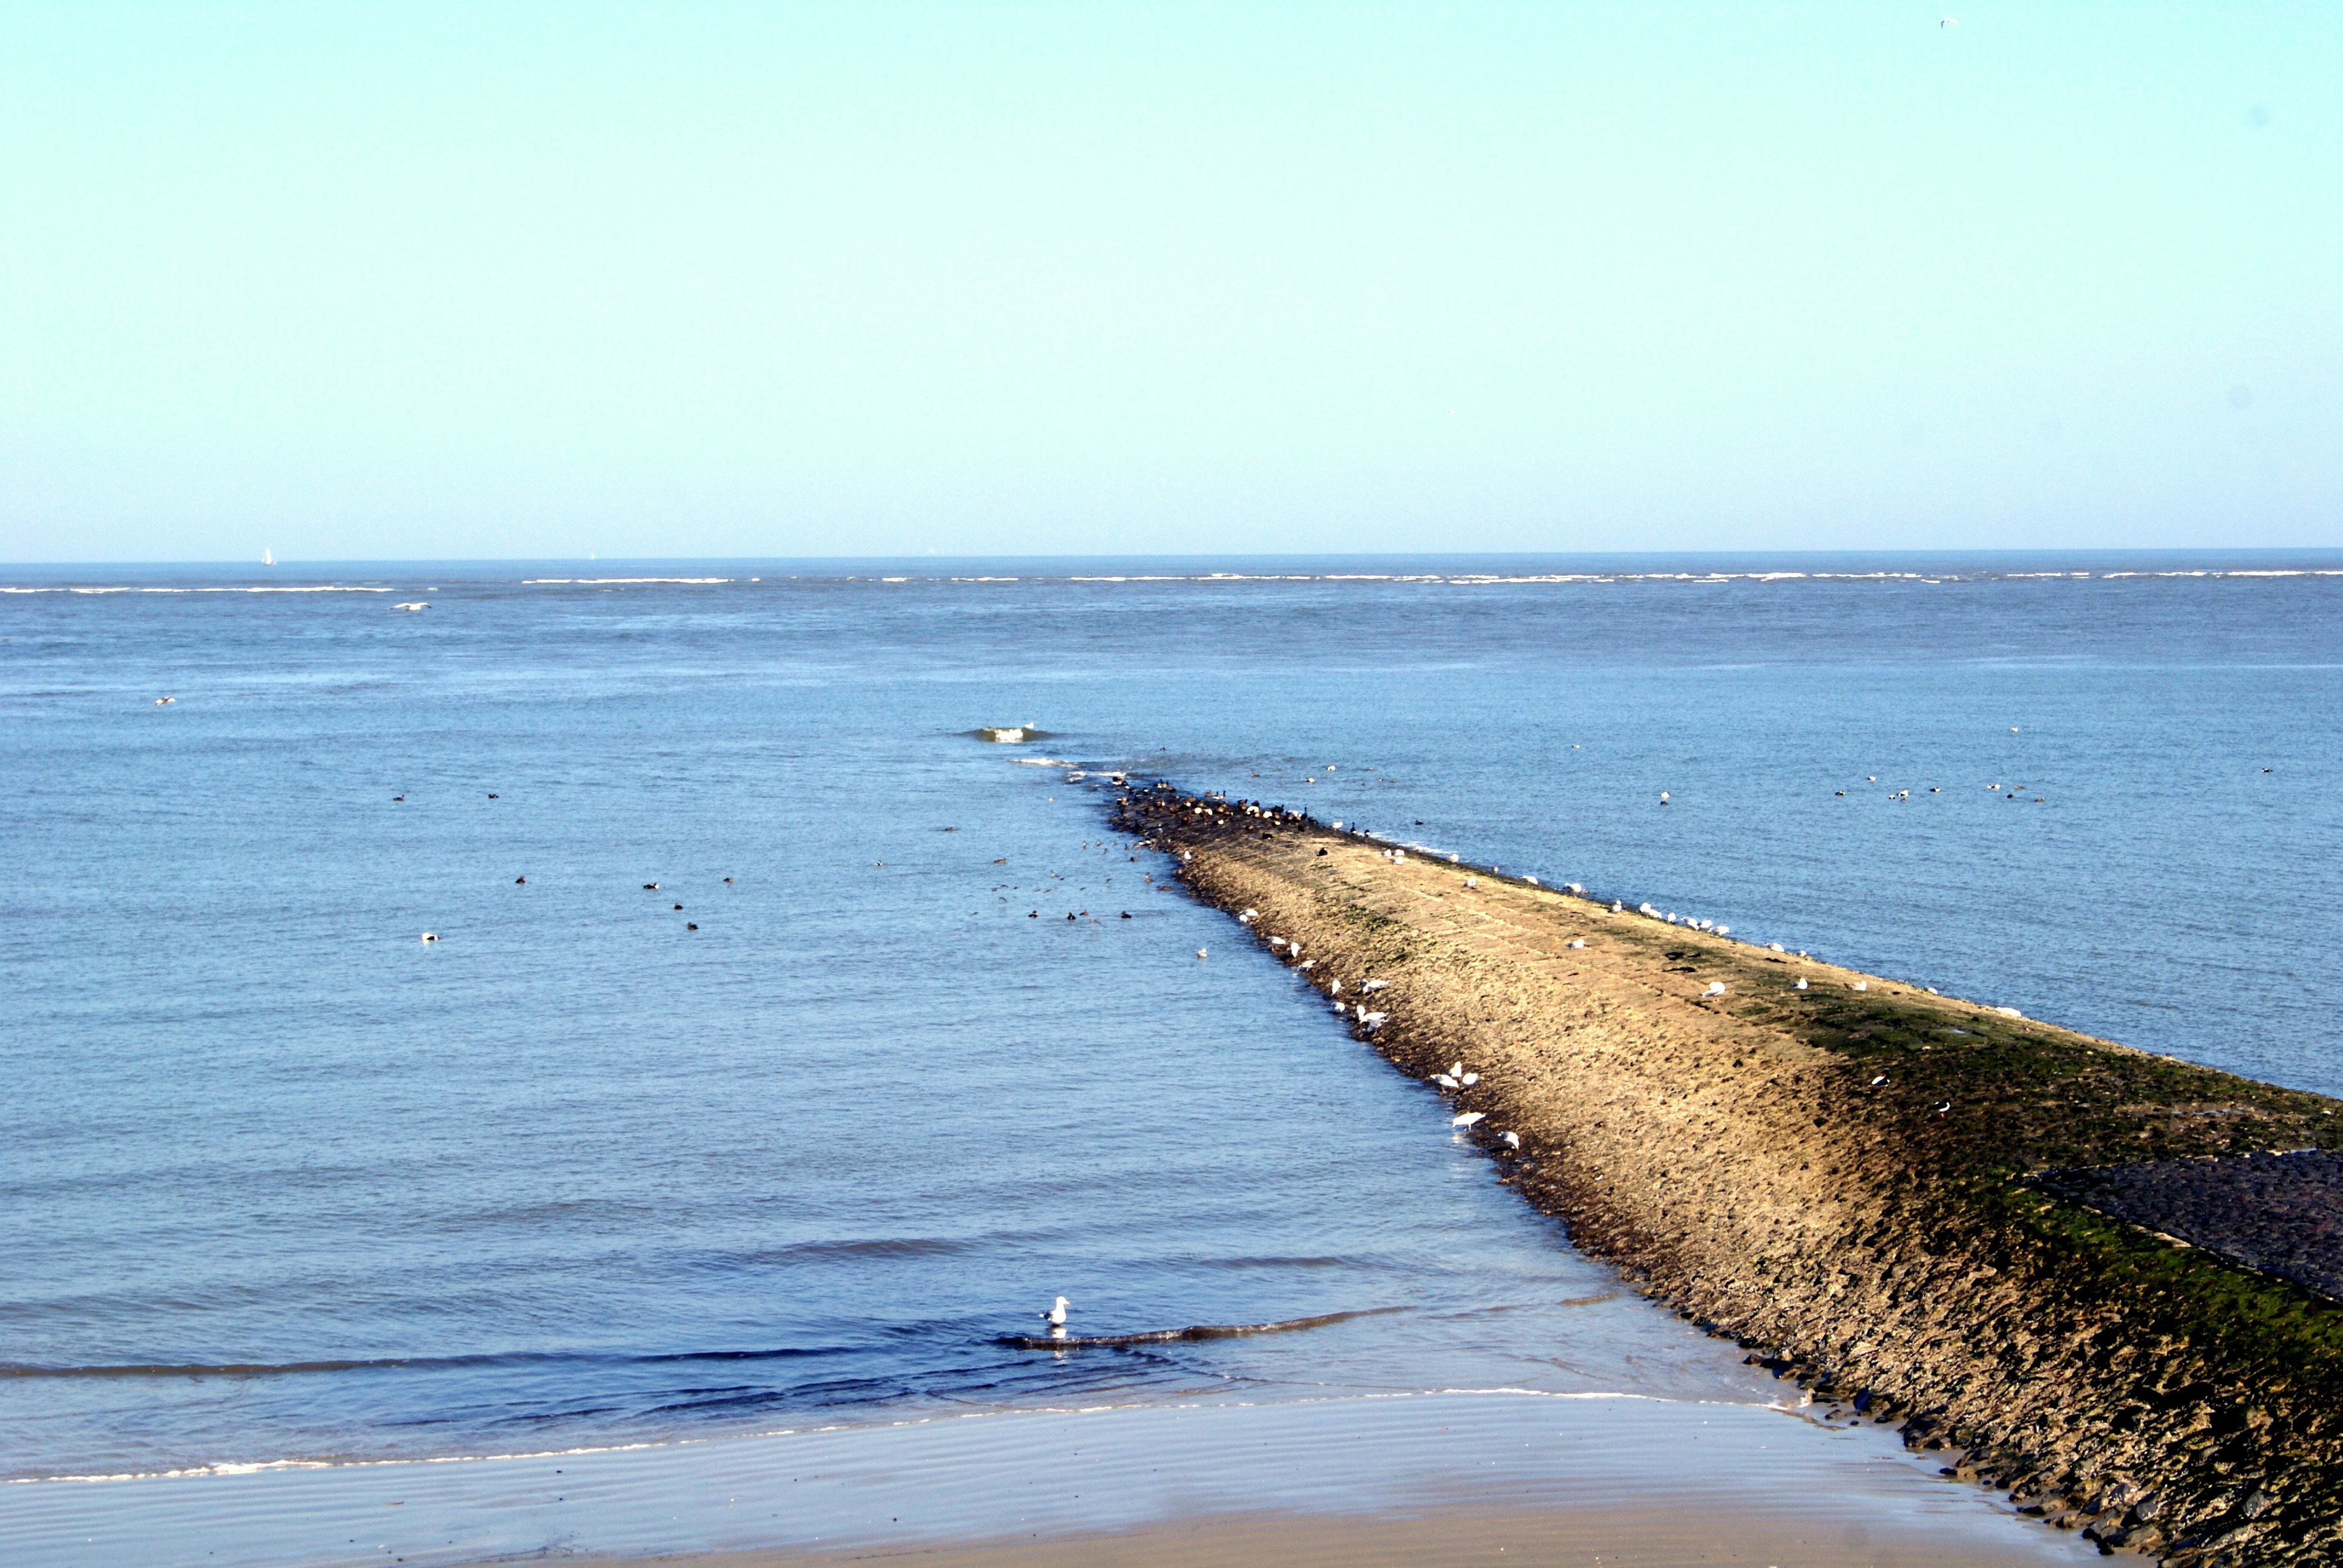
[2, 552, 2338, 1560]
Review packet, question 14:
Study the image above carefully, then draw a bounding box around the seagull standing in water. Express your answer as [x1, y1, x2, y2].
[1040, 1296, 1070, 1329]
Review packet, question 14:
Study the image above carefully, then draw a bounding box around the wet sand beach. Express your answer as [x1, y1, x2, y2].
[1117, 786, 2343, 1564]
[0, 1392, 2100, 1568]
[617, 1506, 2071, 1568]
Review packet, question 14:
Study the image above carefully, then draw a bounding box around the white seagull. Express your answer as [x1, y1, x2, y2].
[1040, 1295, 1069, 1328]
[1452, 1111, 1487, 1128]
[1500, 1131, 1521, 1149]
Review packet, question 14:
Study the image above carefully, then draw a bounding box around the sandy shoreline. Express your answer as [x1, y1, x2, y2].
[1, 1391, 2099, 1568]
[601, 1503, 2077, 1568]
[1116, 785, 2343, 1564]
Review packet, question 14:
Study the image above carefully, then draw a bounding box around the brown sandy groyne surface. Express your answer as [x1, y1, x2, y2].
[1115, 785, 2343, 1565]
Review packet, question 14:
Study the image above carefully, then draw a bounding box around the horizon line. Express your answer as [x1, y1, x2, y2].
[11, 544, 2343, 572]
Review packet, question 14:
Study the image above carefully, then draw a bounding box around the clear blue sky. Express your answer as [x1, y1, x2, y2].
[2, 2, 2335, 561]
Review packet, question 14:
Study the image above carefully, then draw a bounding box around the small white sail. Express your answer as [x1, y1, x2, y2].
[263, 548, 275, 566]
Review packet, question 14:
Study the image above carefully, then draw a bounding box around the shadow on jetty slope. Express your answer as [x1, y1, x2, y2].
[1113, 782, 2343, 1566]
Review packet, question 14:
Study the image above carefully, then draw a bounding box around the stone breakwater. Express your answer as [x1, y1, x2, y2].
[1113, 785, 2343, 1566]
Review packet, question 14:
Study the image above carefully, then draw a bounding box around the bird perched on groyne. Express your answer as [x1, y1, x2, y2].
[1040, 1295, 1070, 1330]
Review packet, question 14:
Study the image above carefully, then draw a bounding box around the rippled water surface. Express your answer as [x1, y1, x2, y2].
[4, 550, 2339, 1488]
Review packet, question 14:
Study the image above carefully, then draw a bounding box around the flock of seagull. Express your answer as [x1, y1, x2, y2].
[393, 795, 733, 942]
[1052, 750, 2163, 1336]
[1036, 747, 2089, 1342]
[1038, 721, 2305, 1340]
[1139, 782, 2007, 1165]
[1832, 777, 2050, 803]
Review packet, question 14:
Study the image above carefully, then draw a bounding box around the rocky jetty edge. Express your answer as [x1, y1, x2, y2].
[1113, 783, 2343, 1565]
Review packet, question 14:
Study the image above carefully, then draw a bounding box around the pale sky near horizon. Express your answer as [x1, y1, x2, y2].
[2, 2, 2336, 563]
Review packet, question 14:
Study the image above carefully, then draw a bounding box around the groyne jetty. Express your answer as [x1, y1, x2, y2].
[1113, 785, 2343, 1564]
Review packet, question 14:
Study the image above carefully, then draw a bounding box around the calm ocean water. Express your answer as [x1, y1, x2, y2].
[4, 551, 2339, 1492]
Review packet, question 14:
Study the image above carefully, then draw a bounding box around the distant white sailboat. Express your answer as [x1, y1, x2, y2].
[263, 548, 275, 566]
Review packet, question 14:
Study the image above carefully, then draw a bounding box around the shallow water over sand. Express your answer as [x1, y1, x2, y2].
[0, 1392, 2105, 1568]
[1, 552, 2336, 1553]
